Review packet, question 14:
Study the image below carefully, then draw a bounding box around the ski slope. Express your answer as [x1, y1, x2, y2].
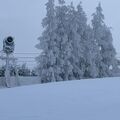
[0, 77, 120, 120]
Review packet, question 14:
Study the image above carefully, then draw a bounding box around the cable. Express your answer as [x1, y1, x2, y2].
[17, 61, 36, 63]
[14, 53, 39, 55]
[16, 57, 36, 59]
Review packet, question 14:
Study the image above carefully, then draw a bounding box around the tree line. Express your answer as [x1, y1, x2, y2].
[36, 0, 118, 83]
[0, 64, 37, 77]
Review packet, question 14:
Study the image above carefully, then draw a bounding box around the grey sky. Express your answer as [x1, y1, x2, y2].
[0, 0, 120, 55]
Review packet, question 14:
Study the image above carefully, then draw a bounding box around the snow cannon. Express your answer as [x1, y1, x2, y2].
[3, 36, 15, 54]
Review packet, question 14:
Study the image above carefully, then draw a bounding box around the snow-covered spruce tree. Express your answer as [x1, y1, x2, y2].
[55, 0, 74, 81]
[73, 2, 99, 78]
[74, 2, 90, 79]
[67, 2, 98, 79]
[66, 2, 85, 79]
[92, 3, 117, 77]
[100, 25, 117, 76]
[36, 0, 58, 83]
[82, 25, 99, 78]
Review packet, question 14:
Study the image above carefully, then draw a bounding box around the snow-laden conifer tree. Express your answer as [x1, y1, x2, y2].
[82, 25, 99, 78]
[74, 2, 89, 79]
[66, 2, 85, 79]
[54, 0, 74, 81]
[36, 0, 58, 83]
[92, 3, 117, 77]
[99, 25, 117, 76]
[67, 2, 98, 79]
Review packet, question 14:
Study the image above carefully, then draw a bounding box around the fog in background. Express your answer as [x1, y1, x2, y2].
[0, 0, 119, 54]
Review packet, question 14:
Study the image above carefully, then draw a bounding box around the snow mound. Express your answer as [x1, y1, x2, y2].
[0, 77, 120, 120]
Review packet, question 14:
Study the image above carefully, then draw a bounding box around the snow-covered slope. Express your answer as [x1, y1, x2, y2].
[0, 77, 120, 120]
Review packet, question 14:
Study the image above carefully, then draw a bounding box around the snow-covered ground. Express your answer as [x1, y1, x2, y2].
[0, 77, 120, 120]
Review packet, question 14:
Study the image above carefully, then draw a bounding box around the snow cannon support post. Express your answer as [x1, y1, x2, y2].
[3, 36, 14, 88]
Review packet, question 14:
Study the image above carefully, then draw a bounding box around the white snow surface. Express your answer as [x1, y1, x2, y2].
[0, 77, 120, 120]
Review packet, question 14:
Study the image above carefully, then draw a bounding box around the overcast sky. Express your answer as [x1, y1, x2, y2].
[0, 0, 120, 55]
